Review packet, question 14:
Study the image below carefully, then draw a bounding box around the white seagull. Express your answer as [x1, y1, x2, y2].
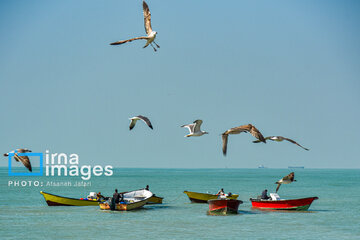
[110, 1, 160, 52]
[253, 136, 309, 151]
[129, 115, 153, 130]
[4, 148, 32, 172]
[181, 119, 208, 137]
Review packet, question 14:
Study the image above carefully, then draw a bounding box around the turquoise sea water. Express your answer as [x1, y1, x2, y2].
[0, 168, 359, 239]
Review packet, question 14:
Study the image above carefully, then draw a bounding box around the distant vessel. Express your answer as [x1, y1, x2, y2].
[288, 166, 304, 169]
[258, 165, 267, 168]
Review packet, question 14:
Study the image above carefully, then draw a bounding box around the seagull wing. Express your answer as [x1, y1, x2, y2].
[193, 120, 203, 133]
[283, 137, 309, 151]
[253, 136, 272, 143]
[129, 119, 137, 130]
[275, 183, 281, 192]
[224, 125, 250, 135]
[282, 172, 295, 181]
[15, 154, 32, 172]
[222, 134, 229, 156]
[181, 124, 195, 134]
[137, 115, 153, 129]
[110, 36, 148, 45]
[143, 1, 152, 35]
[249, 125, 266, 143]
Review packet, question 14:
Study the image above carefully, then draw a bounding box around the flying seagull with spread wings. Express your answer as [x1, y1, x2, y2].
[129, 115, 153, 130]
[275, 172, 296, 192]
[4, 148, 32, 172]
[181, 119, 208, 137]
[110, 1, 160, 52]
[253, 136, 309, 151]
[222, 124, 266, 156]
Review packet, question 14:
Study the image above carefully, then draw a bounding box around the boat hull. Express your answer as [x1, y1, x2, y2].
[40, 191, 99, 206]
[99, 199, 148, 211]
[208, 199, 243, 215]
[250, 197, 318, 211]
[148, 195, 163, 204]
[184, 191, 239, 203]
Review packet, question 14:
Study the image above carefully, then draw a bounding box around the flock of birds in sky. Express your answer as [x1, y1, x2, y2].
[4, 1, 308, 194]
[4, 115, 309, 172]
[128, 115, 309, 157]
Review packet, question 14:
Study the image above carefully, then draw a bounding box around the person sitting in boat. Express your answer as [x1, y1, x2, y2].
[217, 188, 225, 196]
[96, 192, 105, 201]
[261, 189, 270, 200]
[113, 189, 121, 204]
[145, 185, 149, 190]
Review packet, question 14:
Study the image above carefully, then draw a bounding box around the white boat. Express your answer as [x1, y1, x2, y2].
[99, 189, 153, 211]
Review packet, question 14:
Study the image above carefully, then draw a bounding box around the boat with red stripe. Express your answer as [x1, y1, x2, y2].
[250, 193, 318, 211]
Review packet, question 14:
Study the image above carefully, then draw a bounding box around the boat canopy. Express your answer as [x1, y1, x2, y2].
[123, 189, 153, 201]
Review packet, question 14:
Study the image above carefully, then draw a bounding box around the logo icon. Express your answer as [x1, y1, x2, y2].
[8, 151, 43, 176]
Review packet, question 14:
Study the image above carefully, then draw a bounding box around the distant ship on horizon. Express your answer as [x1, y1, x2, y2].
[288, 166, 305, 169]
[258, 165, 267, 169]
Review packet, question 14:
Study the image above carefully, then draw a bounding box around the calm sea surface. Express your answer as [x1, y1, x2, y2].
[0, 168, 359, 239]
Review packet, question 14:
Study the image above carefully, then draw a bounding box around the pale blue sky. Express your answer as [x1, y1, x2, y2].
[1, 0, 359, 168]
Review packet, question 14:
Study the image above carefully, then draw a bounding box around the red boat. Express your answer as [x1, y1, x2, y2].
[208, 199, 243, 215]
[250, 196, 318, 211]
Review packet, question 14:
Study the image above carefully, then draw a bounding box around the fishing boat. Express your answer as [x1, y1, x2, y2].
[99, 189, 153, 211]
[40, 191, 99, 206]
[208, 198, 243, 215]
[250, 193, 318, 211]
[184, 190, 239, 203]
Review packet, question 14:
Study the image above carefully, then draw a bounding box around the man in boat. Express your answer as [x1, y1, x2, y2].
[96, 192, 106, 201]
[217, 188, 225, 196]
[261, 189, 270, 200]
[113, 189, 121, 204]
[145, 185, 149, 190]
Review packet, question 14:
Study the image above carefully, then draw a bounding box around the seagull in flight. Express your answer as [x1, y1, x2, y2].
[129, 115, 153, 130]
[110, 1, 160, 52]
[253, 136, 309, 151]
[221, 124, 266, 156]
[4, 148, 32, 172]
[275, 172, 296, 192]
[181, 119, 208, 137]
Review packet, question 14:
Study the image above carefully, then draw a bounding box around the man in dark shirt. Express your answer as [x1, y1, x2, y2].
[113, 189, 121, 203]
[261, 189, 270, 200]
